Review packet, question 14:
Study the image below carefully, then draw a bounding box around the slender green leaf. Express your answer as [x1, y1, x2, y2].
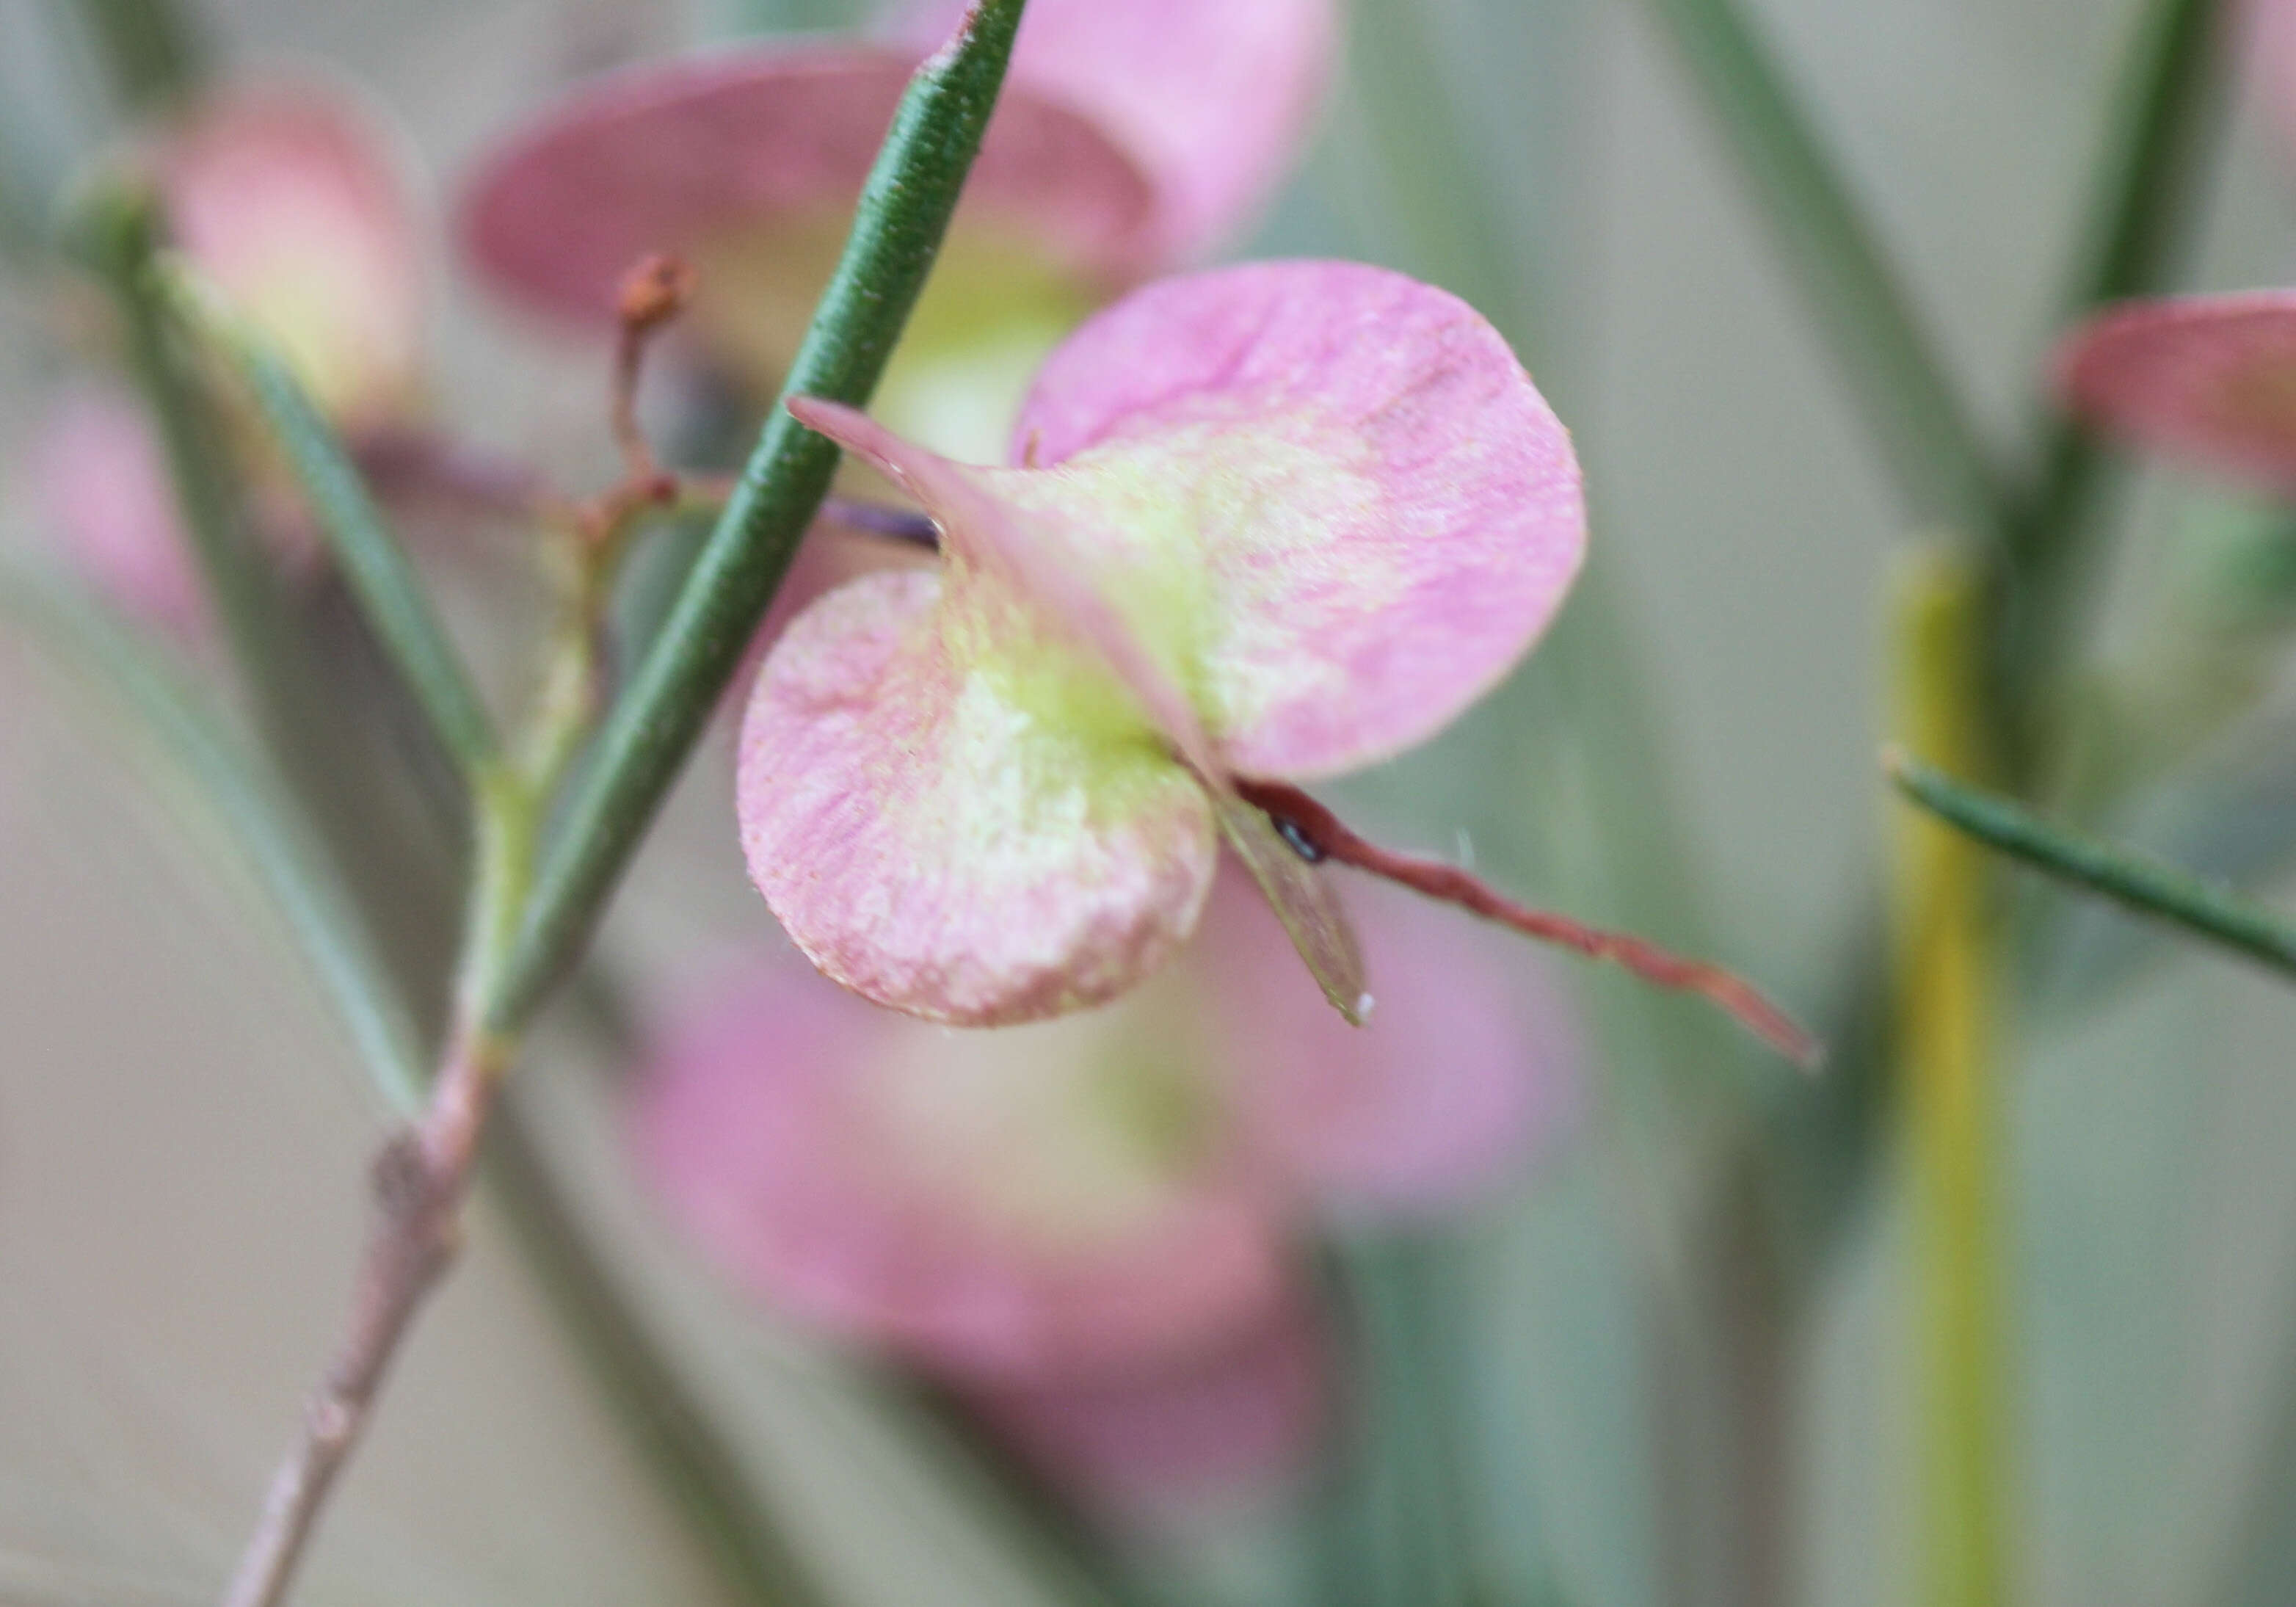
[2005, 0, 2233, 708]
[82, 186, 462, 1012]
[81, 192, 308, 728]
[2040, 715, 2296, 1001]
[1635, 0, 2005, 539]
[0, 562, 426, 1114]
[161, 264, 501, 776]
[1887, 747, 2296, 981]
[1319, 1233, 1479, 1607]
[493, 0, 1030, 1029]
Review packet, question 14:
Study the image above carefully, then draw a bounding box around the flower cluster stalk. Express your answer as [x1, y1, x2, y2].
[191, 5, 1035, 1602]
[495, 0, 1033, 1028]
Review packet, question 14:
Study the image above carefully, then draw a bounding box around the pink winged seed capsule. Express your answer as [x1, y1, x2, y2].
[736, 261, 1586, 1028]
[2057, 291, 2296, 493]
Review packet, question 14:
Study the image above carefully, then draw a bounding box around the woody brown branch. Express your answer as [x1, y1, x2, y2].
[218, 1026, 509, 1607]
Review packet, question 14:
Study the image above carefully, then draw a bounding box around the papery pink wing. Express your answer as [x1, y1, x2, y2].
[633, 951, 1289, 1379]
[161, 79, 424, 422]
[1014, 260, 1585, 780]
[959, 1294, 1326, 1523]
[891, 0, 1338, 264]
[457, 45, 1156, 327]
[737, 565, 1218, 1025]
[2057, 292, 2296, 491]
[1197, 867, 1582, 1211]
[788, 397, 1216, 769]
[788, 397, 1367, 1023]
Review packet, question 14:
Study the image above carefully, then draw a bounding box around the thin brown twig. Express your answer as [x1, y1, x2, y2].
[608, 253, 697, 489]
[218, 1023, 513, 1607]
[207, 265, 713, 1607]
[1236, 778, 1823, 1069]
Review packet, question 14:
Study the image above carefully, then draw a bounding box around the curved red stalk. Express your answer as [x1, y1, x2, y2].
[1236, 779, 1822, 1070]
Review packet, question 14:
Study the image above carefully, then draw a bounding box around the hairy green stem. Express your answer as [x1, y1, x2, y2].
[4, 558, 825, 1607]
[211, 7, 1043, 1600]
[1888, 748, 2296, 981]
[494, 0, 1031, 1029]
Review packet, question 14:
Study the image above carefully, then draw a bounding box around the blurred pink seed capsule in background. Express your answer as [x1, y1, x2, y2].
[456, 0, 1336, 460]
[2057, 291, 2296, 493]
[461, 0, 1336, 324]
[632, 867, 1577, 1518]
[29, 76, 426, 622]
[157, 79, 426, 427]
[959, 1292, 1329, 1524]
[30, 382, 203, 631]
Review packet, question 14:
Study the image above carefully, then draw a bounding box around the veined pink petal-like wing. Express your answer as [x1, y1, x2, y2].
[1015, 260, 1585, 780]
[737, 563, 1218, 1025]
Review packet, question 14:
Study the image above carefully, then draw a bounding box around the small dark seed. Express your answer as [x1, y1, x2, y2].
[1274, 816, 1326, 863]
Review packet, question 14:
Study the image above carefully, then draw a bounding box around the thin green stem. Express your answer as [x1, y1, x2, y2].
[8, 556, 821, 1604]
[159, 263, 501, 777]
[86, 185, 457, 1007]
[0, 562, 426, 1115]
[454, 765, 536, 1028]
[492, 0, 1029, 1030]
[84, 192, 308, 728]
[1999, 0, 2231, 713]
[1635, 0, 2006, 537]
[1887, 747, 2296, 981]
[66, 169, 829, 1607]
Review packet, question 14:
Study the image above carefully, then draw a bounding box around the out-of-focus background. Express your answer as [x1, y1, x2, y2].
[7, 1, 2296, 1604]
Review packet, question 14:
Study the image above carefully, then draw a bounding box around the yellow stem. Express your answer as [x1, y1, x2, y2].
[1890, 549, 2011, 1607]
